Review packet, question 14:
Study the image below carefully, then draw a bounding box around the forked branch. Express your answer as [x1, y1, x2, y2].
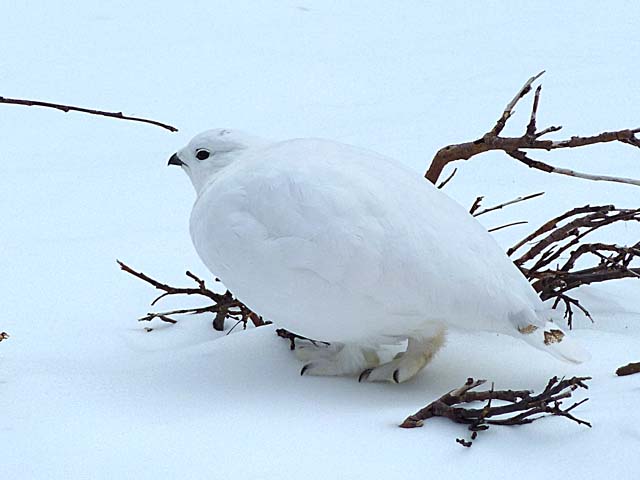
[117, 260, 265, 331]
[508, 206, 640, 326]
[400, 376, 591, 447]
[425, 72, 640, 186]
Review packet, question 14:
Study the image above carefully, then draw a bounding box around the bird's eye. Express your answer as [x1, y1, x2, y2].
[195, 149, 211, 160]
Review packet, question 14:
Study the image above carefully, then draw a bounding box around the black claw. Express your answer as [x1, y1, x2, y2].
[393, 369, 401, 383]
[358, 368, 373, 383]
[301, 364, 311, 376]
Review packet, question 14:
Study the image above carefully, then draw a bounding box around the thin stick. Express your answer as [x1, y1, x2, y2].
[469, 196, 484, 215]
[526, 84, 543, 137]
[437, 167, 458, 189]
[491, 70, 545, 136]
[0, 96, 178, 132]
[424, 72, 640, 186]
[118, 260, 267, 331]
[473, 192, 544, 217]
[488, 220, 528, 232]
[507, 205, 611, 257]
[276, 328, 330, 350]
[508, 150, 640, 187]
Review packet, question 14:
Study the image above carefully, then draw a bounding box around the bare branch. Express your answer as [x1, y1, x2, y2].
[138, 306, 217, 323]
[487, 220, 528, 233]
[552, 294, 594, 329]
[469, 196, 484, 215]
[424, 73, 640, 186]
[616, 362, 640, 376]
[491, 70, 545, 136]
[276, 328, 331, 350]
[507, 205, 611, 257]
[534, 125, 563, 138]
[509, 206, 639, 266]
[437, 167, 458, 189]
[118, 260, 267, 331]
[0, 96, 178, 132]
[525, 84, 543, 137]
[508, 207, 640, 326]
[473, 191, 544, 217]
[400, 376, 591, 446]
[508, 150, 640, 187]
[117, 260, 221, 303]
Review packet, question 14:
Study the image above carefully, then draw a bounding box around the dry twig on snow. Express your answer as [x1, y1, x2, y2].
[275, 328, 331, 350]
[117, 260, 266, 331]
[616, 362, 640, 376]
[399, 376, 591, 447]
[0, 96, 178, 132]
[424, 71, 640, 187]
[118, 261, 318, 343]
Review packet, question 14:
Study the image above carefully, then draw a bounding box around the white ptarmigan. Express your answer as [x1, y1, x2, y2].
[168, 128, 589, 383]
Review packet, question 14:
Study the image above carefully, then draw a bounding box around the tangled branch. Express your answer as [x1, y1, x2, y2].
[0, 96, 178, 132]
[508, 206, 640, 326]
[425, 71, 640, 186]
[117, 260, 266, 331]
[399, 376, 591, 447]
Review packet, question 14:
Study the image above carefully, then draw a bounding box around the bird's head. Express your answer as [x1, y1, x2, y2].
[168, 128, 268, 193]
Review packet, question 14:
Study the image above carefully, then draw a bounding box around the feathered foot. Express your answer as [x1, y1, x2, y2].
[359, 331, 446, 383]
[298, 342, 380, 377]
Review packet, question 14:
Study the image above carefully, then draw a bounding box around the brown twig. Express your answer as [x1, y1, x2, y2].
[552, 295, 594, 329]
[507, 150, 640, 187]
[424, 72, 640, 186]
[117, 260, 267, 331]
[437, 168, 457, 189]
[525, 84, 543, 137]
[469, 196, 484, 215]
[508, 207, 640, 327]
[491, 71, 545, 136]
[0, 96, 178, 132]
[400, 376, 591, 447]
[616, 362, 640, 376]
[487, 220, 528, 233]
[473, 191, 544, 217]
[275, 328, 331, 350]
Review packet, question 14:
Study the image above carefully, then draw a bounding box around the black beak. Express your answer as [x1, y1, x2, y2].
[168, 153, 184, 166]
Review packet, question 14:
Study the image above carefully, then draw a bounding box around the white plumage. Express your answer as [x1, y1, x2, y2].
[169, 128, 589, 382]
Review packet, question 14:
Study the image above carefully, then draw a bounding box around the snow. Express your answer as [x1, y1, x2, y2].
[1, 1, 639, 479]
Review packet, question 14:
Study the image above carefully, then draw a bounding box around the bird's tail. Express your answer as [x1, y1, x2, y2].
[512, 311, 591, 364]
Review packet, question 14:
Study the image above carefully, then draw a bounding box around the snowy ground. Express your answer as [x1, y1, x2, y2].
[2, 1, 640, 479]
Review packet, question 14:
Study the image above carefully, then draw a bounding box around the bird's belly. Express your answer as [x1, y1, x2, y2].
[191, 218, 428, 341]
